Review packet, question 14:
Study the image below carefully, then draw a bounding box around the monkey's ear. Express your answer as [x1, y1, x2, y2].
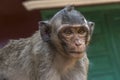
[88, 21, 95, 36]
[39, 21, 51, 42]
[86, 21, 95, 45]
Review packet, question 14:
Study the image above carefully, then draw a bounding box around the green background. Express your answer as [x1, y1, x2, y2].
[41, 4, 120, 80]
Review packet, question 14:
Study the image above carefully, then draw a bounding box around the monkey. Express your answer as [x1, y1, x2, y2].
[0, 6, 94, 80]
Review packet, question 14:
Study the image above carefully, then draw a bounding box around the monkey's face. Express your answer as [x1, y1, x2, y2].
[58, 24, 88, 58]
[39, 6, 94, 59]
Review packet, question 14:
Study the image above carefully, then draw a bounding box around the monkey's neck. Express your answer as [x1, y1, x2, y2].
[53, 53, 80, 74]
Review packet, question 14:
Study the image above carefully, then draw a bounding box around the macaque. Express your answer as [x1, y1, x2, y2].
[0, 6, 94, 80]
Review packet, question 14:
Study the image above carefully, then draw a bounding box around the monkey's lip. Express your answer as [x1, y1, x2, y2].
[69, 51, 83, 54]
[67, 51, 84, 58]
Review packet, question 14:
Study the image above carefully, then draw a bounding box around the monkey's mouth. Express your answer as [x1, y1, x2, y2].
[65, 50, 85, 58]
[69, 51, 83, 54]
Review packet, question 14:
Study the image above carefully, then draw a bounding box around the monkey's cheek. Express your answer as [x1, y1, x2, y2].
[78, 46, 86, 53]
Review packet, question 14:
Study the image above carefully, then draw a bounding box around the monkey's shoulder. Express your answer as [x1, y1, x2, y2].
[0, 31, 49, 66]
[0, 31, 41, 55]
[0, 38, 31, 65]
[0, 38, 30, 53]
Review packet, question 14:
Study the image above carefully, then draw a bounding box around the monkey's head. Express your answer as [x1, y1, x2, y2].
[39, 6, 94, 59]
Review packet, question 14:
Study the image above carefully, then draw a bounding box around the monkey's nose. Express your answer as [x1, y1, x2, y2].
[75, 40, 82, 46]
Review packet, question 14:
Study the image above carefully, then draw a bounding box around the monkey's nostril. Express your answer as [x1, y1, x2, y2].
[75, 43, 81, 46]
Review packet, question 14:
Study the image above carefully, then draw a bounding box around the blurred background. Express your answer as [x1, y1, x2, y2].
[0, 0, 41, 47]
[0, 0, 120, 80]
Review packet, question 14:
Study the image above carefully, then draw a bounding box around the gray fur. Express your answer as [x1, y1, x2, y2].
[0, 31, 89, 80]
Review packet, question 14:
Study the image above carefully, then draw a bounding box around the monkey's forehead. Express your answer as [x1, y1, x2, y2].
[57, 24, 89, 33]
[49, 6, 90, 33]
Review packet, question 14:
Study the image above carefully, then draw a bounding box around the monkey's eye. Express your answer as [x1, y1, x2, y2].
[78, 27, 87, 35]
[63, 29, 72, 35]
